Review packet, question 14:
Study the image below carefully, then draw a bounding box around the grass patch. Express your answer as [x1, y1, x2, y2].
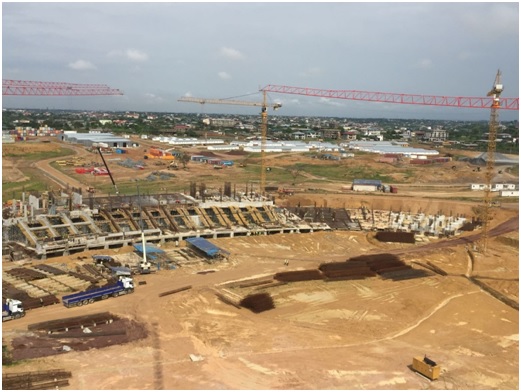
[2, 167, 53, 201]
[3, 147, 75, 160]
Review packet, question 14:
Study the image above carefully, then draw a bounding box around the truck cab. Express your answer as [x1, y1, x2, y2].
[119, 276, 134, 290]
[2, 298, 25, 321]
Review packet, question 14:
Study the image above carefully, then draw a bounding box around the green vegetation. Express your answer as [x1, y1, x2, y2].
[3, 147, 75, 160]
[2, 344, 15, 366]
[3, 167, 54, 201]
[2, 147, 75, 202]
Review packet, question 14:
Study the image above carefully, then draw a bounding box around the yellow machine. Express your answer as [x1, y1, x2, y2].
[412, 356, 440, 380]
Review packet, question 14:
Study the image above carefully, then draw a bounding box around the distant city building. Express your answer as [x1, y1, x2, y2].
[210, 118, 237, 127]
[423, 128, 448, 142]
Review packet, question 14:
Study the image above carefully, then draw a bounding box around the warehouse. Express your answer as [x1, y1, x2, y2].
[58, 131, 138, 148]
[352, 179, 382, 192]
[344, 141, 439, 156]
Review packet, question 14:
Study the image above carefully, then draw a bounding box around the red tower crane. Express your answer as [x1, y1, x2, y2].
[263, 79, 519, 256]
[261, 84, 519, 110]
[2, 79, 123, 96]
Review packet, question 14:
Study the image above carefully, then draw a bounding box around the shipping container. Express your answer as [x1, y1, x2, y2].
[410, 159, 433, 164]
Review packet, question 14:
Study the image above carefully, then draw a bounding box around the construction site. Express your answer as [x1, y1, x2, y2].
[2, 77, 519, 390]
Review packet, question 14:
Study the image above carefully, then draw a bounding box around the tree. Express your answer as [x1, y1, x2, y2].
[178, 152, 190, 169]
[287, 163, 304, 185]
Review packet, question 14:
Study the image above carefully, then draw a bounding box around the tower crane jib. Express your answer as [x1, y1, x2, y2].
[178, 92, 282, 194]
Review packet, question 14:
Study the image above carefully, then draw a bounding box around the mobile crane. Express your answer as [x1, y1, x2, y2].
[92, 142, 119, 195]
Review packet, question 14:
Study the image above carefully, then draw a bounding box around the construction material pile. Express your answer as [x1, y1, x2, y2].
[319, 260, 376, 280]
[350, 254, 433, 281]
[2, 281, 59, 309]
[10, 313, 148, 361]
[274, 269, 324, 282]
[117, 158, 145, 168]
[6, 267, 48, 281]
[31, 264, 67, 275]
[375, 231, 415, 243]
[239, 293, 275, 313]
[2, 369, 72, 390]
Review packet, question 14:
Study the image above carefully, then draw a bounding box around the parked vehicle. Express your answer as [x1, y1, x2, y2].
[2, 298, 25, 322]
[62, 277, 134, 308]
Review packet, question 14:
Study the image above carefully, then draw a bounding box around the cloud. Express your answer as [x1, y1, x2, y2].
[68, 59, 96, 70]
[107, 48, 149, 62]
[145, 93, 163, 102]
[414, 58, 433, 69]
[457, 51, 472, 61]
[218, 71, 231, 80]
[220, 46, 244, 60]
[318, 97, 344, 107]
[460, 4, 519, 40]
[126, 49, 148, 62]
[299, 67, 322, 78]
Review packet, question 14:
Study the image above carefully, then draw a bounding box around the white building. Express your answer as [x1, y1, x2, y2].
[499, 190, 519, 197]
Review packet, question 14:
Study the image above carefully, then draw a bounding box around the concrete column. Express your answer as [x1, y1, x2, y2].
[230, 232, 234, 238]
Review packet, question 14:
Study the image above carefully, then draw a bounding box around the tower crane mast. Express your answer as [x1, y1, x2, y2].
[480, 70, 503, 254]
[178, 92, 282, 193]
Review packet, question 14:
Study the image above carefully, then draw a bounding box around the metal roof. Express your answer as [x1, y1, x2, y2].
[133, 243, 165, 260]
[185, 237, 229, 258]
[353, 179, 382, 186]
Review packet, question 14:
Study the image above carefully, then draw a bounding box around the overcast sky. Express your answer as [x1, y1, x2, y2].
[2, 1, 519, 121]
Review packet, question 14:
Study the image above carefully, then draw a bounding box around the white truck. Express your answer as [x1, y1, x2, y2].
[2, 298, 26, 322]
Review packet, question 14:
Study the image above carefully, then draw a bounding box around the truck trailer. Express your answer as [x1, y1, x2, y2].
[62, 277, 134, 308]
[2, 298, 25, 322]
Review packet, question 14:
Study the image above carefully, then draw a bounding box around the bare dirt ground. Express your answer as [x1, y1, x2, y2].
[2, 139, 519, 390]
[2, 218, 519, 390]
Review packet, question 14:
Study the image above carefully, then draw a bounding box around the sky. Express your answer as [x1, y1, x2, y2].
[2, 1, 519, 121]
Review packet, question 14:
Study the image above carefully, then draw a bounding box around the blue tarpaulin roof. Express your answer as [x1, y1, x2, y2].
[185, 237, 229, 258]
[133, 243, 165, 260]
[109, 266, 132, 276]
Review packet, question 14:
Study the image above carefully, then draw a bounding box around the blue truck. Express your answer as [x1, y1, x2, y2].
[62, 277, 134, 308]
[2, 298, 26, 322]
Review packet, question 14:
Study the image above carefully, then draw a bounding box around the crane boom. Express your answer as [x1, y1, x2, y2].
[178, 96, 281, 110]
[2, 79, 123, 96]
[93, 143, 119, 195]
[261, 84, 518, 110]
